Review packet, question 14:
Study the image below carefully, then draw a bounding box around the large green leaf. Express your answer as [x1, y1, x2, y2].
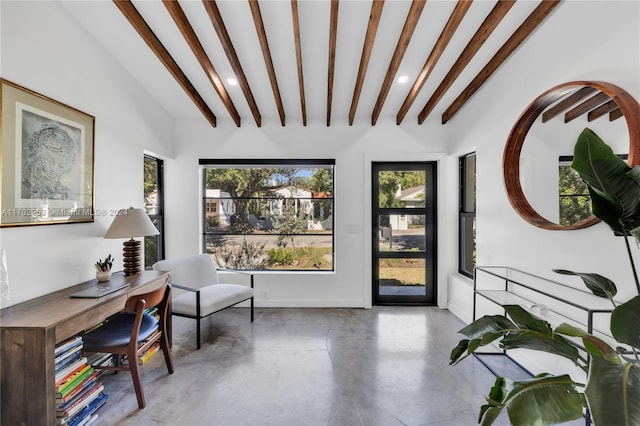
[500, 331, 581, 365]
[555, 323, 619, 362]
[611, 295, 640, 350]
[457, 315, 515, 339]
[479, 375, 583, 426]
[553, 269, 617, 299]
[449, 338, 489, 366]
[585, 357, 640, 426]
[450, 339, 470, 365]
[571, 128, 640, 234]
[586, 181, 625, 233]
[632, 225, 640, 246]
[450, 316, 514, 365]
[503, 305, 552, 334]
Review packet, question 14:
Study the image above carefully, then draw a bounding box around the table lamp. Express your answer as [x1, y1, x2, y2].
[104, 207, 159, 275]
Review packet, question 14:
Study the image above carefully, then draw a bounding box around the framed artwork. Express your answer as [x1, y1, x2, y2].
[1, 79, 95, 227]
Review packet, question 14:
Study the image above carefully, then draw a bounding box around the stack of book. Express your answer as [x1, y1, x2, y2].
[54, 337, 108, 426]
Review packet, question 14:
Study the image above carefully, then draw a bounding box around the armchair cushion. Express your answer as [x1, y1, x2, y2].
[153, 254, 220, 289]
[172, 284, 254, 317]
[152, 254, 255, 349]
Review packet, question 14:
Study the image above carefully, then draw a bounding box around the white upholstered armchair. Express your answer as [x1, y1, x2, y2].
[152, 254, 254, 349]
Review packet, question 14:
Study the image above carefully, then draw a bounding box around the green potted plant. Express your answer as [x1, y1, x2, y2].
[450, 128, 640, 425]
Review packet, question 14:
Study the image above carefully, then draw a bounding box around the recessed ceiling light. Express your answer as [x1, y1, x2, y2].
[397, 75, 409, 84]
[227, 78, 238, 86]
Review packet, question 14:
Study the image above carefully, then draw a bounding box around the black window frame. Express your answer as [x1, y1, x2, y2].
[144, 155, 165, 269]
[459, 152, 476, 278]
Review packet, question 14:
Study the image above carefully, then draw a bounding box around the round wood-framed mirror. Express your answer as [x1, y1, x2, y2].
[503, 80, 640, 230]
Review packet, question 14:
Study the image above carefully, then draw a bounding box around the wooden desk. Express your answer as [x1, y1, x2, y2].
[0, 270, 170, 425]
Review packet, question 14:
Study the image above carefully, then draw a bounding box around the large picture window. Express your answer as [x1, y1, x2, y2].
[459, 153, 476, 278]
[200, 159, 335, 271]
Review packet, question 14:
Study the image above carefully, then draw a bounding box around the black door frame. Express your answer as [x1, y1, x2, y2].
[372, 161, 437, 306]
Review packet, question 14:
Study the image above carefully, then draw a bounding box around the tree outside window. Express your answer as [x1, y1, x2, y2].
[201, 160, 335, 271]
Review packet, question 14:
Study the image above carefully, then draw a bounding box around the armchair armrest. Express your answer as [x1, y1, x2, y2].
[217, 269, 255, 288]
[170, 283, 202, 320]
[170, 283, 199, 292]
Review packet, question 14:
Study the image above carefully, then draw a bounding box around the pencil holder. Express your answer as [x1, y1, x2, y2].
[96, 271, 112, 282]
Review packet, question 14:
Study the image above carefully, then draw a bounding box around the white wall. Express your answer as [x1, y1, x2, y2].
[0, 1, 174, 305]
[166, 120, 449, 307]
[445, 0, 640, 341]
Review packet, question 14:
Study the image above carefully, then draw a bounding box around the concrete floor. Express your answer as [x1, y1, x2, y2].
[91, 307, 541, 425]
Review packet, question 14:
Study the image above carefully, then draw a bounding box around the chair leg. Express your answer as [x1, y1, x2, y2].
[128, 351, 146, 409]
[251, 297, 254, 322]
[161, 332, 174, 374]
[196, 317, 201, 350]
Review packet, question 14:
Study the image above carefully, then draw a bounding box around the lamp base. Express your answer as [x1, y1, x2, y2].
[122, 239, 141, 276]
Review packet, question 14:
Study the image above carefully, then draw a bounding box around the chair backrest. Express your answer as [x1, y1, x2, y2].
[124, 284, 171, 314]
[152, 254, 220, 289]
[122, 284, 171, 344]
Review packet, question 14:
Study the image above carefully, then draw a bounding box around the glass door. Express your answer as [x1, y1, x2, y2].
[372, 162, 437, 305]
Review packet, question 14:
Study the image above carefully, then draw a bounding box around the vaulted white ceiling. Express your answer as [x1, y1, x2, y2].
[61, 0, 564, 128]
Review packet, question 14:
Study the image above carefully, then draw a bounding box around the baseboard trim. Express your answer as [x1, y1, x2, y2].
[255, 299, 365, 308]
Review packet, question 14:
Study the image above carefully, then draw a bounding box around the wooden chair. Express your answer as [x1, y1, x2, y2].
[83, 284, 174, 409]
[153, 254, 254, 349]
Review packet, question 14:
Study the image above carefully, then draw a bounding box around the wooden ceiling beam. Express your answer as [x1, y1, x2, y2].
[113, 0, 217, 127]
[291, 0, 307, 126]
[541, 87, 597, 123]
[327, 0, 339, 127]
[417, 0, 515, 124]
[587, 99, 618, 122]
[397, 0, 473, 125]
[371, 0, 426, 126]
[349, 0, 384, 126]
[162, 0, 240, 127]
[203, 0, 261, 127]
[610, 107, 623, 121]
[442, 0, 561, 124]
[564, 92, 610, 123]
[249, 0, 285, 126]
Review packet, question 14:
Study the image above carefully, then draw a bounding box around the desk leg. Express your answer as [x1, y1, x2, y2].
[1, 328, 57, 425]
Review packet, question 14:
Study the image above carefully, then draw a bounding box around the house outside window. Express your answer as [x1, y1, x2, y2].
[144, 155, 164, 268]
[459, 153, 476, 278]
[200, 159, 335, 271]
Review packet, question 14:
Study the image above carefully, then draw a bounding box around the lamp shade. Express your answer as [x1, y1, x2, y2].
[104, 208, 158, 276]
[104, 207, 159, 239]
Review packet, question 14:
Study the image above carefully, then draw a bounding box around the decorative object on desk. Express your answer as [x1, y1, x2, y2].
[104, 208, 158, 275]
[450, 129, 640, 426]
[95, 255, 113, 281]
[95, 271, 111, 282]
[0, 79, 95, 227]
